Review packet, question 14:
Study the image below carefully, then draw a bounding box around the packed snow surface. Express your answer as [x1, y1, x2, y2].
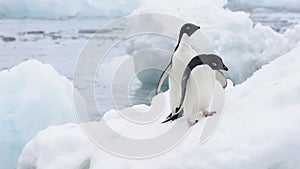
[17, 43, 300, 169]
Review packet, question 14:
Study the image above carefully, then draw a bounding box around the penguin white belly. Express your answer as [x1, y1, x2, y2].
[183, 65, 215, 120]
[169, 45, 196, 111]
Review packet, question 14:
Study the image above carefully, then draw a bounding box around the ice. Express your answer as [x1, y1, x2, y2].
[227, 0, 300, 33]
[0, 0, 139, 18]
[0, 60, 85, 169]
[227, 0, 300, 12]
[17, 43, 300, 168]
[130, 0, 300, 84]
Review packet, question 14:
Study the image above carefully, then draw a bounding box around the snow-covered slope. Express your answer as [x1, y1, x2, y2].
[17, 43, 300, 169]
[0, 60, 81, 169]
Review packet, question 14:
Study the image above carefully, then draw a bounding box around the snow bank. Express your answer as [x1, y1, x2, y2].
[0, 0, 139, 18]
[17, 43, 300, 169]
[0, 60, 81, 169]
[130, 0, 300, 84]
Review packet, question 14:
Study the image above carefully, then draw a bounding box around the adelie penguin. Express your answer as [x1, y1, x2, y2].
[156, 23, 201, 119]
[162, 54, 228, 126]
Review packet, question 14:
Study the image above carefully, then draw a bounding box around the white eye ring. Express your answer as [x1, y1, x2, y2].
[186, 26, 190, 30]
[212, 62, 217, 66]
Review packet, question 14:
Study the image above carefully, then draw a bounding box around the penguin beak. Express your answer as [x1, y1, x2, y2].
[223, 65, 228, 71]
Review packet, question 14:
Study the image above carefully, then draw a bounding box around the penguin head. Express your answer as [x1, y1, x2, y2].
[180, 23, 200, 37]
[175, 23, 200, 51]
[200, 54, 229, 71]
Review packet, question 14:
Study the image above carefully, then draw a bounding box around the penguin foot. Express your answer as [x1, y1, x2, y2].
[187, 119, 199, 126]
[203, 111, 216, 117]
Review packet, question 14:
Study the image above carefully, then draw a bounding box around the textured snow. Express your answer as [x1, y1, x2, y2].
[0, 60, 82, 169]
[0, 0, 139, 18]
[131, 0, 300, 84]
[17, 43, 300, 169]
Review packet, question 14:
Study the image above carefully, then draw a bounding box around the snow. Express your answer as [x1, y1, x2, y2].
[0, 60, 83, 169]
[131, 0, 300, 84]
[0, 0, 139, 18]
[17, 43, 300, 169]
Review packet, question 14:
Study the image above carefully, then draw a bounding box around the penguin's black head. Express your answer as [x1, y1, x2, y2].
[180, 23, 200, 37]
[199, 54, 228, 71]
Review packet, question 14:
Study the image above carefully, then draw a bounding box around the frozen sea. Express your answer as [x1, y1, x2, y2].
[1, 9, 300, 117]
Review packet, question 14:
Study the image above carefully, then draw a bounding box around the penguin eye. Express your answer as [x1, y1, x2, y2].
[186, 26, 190, 30]
[212, 62, 217, 66]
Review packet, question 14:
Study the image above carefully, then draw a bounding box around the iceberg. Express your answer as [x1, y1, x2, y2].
[17, 43, 300, 169]
[0, 60, 82, 169]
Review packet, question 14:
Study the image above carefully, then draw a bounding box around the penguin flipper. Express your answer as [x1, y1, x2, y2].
[156, 63, 171, 95]
[215, 70, 227, 89]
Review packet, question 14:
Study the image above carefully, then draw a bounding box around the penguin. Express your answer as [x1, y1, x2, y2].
[156, 24, 228, 121]
[156, 23, 201, 117]
[162, 54, 228, 126]
[156, 23, 200, 95]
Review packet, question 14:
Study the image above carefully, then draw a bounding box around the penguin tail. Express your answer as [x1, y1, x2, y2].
[161, 113, 178, 123]
[164, 107, 180, 119]
[166, 112, 173, 118]
[161, 109, 184, 124]
[161, 116, 173, 124]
